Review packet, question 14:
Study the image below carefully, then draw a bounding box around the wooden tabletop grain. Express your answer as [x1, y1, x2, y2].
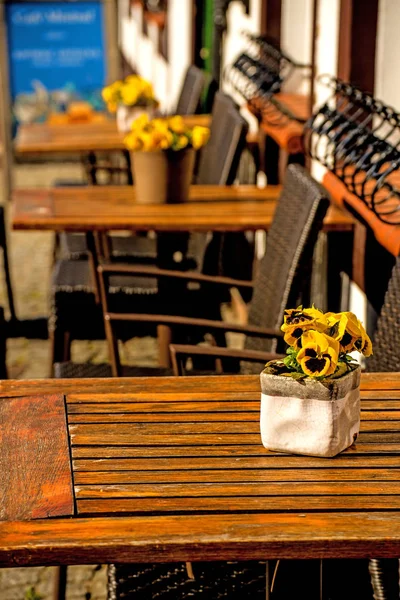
[14, 115, 212, 155]
[1, 373, 400, 566]
[11, 185, 353, 232]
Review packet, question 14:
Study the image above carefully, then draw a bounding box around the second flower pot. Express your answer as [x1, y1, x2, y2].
[131, 148, 195, 205]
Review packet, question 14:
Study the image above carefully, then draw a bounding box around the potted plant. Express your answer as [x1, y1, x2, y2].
[124, 115, 210, 204]
[260, 307, 373, 457]
[102, 75, 159, 133]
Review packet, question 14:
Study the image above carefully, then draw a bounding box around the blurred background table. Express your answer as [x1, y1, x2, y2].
[11, 184, 353, 232]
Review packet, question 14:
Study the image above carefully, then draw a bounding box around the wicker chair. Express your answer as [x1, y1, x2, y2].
[50, 93, 249, 367]
[166, 163, 330, 376]
[365, 257, 400, 600]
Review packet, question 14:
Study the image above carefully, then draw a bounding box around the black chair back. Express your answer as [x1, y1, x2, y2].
[197, 91, 248, 185]
[174, 66, 206, 115]
[242, 164, 330, 372]
[367, 256, 400, 373]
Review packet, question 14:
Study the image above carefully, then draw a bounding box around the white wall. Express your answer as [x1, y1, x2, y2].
[223, 0, 262, 85]
[311, 0, 340, 182]
[281, 0, 313, 94]
[222, 0, 262, 131]
[167, 0, 193, 112]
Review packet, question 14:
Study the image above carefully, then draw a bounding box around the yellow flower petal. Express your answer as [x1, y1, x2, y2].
[169, 116, 185, 134]
[192, 126, 210, 150]
[131, 113, 150, 131]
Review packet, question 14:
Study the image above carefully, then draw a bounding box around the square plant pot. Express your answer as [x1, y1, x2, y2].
[260, 364, 361, 457]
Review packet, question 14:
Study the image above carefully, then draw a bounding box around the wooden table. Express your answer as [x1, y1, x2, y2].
[11, 185, 353, 232]
[1, 372, 400, 567]
[14, 115, 212, 155]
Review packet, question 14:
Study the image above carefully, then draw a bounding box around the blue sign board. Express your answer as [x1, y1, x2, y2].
[6, 1, 106, 102]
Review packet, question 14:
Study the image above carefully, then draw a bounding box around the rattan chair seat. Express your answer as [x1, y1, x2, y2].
[108, 561, 267, 600]
[59, 233, 158, 262]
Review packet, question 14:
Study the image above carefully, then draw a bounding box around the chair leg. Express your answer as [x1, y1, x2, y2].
[50, 327, 71, 374]
[158, 325, 172, 368]
[53, 566, 67, 600]
[63, 331, 71, 362]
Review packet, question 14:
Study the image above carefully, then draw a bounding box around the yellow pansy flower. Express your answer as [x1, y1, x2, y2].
[297, 330, 339, 378]
[192, 126, 210, 150]
[124, 132, 142, 151]
[175, 135, 189, 150]
[139, 131, 158, 151]
[140, 80, 155, 99]
[354, 320, 373, 357]
[120, 86, 140, 107]
[325, 311, 361, 353]
[169, 116, 186, 134]
[131, 113, 150, 132]
[152, 118, 170, 134]
[282, 307, 328, 349]
[102, 86, 114, 103]
[160, 131, 174, 149]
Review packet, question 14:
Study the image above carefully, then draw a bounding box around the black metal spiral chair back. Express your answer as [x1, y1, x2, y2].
[174, 65, 206, 115]
[305, 76, 400, 225]
[225, 33, 311, 128]
[225, 34, 294, 103]
[242, 164, 330, 373]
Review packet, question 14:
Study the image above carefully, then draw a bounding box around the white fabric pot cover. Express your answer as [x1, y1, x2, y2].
[260, 367, 361, 457]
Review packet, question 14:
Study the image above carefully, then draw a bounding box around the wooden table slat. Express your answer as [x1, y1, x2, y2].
[75, 481, 400, 499]
[67, 412, 259, 423]
[67, 400, 260, 412]
[73, 467, 400, 485]
[73, 458, 400, 476]
[0, 373, 397, 399]
[76, 495, 400, 514]
[69, 422, 261, 435]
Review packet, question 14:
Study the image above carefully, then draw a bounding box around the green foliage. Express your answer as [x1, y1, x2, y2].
[283, 347, 303, 373]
